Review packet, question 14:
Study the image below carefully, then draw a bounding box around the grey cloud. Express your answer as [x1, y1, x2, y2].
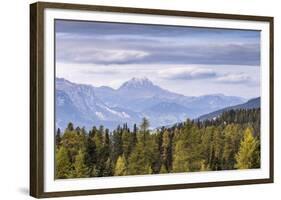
[55, 20, 260, 66]
[215, 73, 254, 84]
[56, 36, 260, 65]
[159, 68, 218, 80]
[55, 19, 260, 39]
[159, 68, 256, 86]
[81, 69, 119, 75]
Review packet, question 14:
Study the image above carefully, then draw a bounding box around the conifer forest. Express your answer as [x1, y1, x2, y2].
[55, 109, 260, 179]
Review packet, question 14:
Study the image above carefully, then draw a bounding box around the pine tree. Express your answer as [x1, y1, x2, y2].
[112, 127, 123, 163]
[66, 122, 74, 131]
[160, 164, 168, 173]
[150, 132, 162, 173]
[94, 126, 104, 176]
[139, 117, 150, 147]
[127, 142, 146, 175]
[200, 127, 213, 170]
[114, 155, 127, 176]
[85, 135, 97, 177]
[235, 127, 259, 169]
[128, 124, 138, 158]
[211, 127, 224, 170]
[72, 150, 89, 178]
[56, 128, 61, 148]
[140, 117, 149, 132]
[56, 146, 71, 179]
[103, 129, 110, 159]
[173, 140, 190, 172]
[161, 130, 172, 172]
[61, 127, 84, 163]
[221, 124, 243, 169]
[132, 124, 138, 146]
[127, 137, 154, 175]
[99, 129, 111, 176]
[103, 158, 113, 176]
[122, 128, 131, 159]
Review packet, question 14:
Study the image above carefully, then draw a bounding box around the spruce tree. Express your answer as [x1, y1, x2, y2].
[112, 128, 123, 163]
[122, 128, 131, 160]
[56, 146, 71, 179]
[85, 135, 97, 177]
[61, 127, 83, 163]
[56, 128, 61, 148]
[114, 155, 127, 176]
[161, 130, 172, 172]
[140, 117, 149, 132]
[235, 127, 259, 169]
[66, 122, 74, 131]
[173, 140, 190, 172]
[103, 158, 113, 176]
[72, 150, 89, 178]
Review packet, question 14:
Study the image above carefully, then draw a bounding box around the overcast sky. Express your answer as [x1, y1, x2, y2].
[55, 19, 260, 99]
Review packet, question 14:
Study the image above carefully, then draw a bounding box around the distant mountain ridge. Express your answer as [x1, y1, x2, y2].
[197, 97, 260, 121]
[56, 77, 246, 130]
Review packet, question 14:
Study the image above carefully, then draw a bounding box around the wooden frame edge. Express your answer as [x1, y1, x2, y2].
[30, 2, 39, 197]
[269, 17, 274, 183]
[30, 2, 45, 198]
[37, 178, 272, 198]
[35, 1, 274, 21]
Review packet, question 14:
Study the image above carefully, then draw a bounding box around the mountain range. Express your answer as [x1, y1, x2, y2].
[56, 77, 250, 130]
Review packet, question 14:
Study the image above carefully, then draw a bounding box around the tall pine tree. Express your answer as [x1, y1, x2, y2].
[235, 128, 260, 169]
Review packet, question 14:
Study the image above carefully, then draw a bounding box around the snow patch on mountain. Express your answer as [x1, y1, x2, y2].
[95, 112, 105, 120]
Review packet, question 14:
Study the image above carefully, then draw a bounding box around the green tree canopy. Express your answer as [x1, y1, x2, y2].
[56, 146, 71, 179]
[55, 109, 261, 179]
[114, 155, 127, 176]
[72, 150, 89, 178]
[235, 127, 260, 169]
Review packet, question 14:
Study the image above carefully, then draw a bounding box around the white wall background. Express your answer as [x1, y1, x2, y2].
[0, 0, 279, 199]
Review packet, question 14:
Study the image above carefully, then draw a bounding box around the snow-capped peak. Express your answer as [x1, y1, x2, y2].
[119, 77, 154, 90]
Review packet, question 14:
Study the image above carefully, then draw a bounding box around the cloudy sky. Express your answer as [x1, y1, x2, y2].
[55, 19, 260, 99]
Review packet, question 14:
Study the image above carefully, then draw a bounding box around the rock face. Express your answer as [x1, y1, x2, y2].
[56, 77, 246, 130]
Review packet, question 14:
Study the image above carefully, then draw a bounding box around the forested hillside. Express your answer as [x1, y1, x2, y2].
[198, 97, 260, 121]
[55, 108, 260, 179]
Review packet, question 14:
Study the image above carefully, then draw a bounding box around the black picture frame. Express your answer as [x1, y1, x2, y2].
[30, 1, 274, 198]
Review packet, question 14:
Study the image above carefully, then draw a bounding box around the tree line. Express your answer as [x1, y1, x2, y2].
[55, 108, 260, 179]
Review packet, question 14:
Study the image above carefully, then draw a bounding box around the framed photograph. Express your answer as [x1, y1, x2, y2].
[30, 2, 274, 198]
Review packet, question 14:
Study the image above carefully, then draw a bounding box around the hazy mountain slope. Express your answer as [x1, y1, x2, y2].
[94, 77, 188, 112]
[56, 78, 141, 130]
[197, 97, 260, 121]
[94, 77, 245, 116]
[142, 102, 193, 126]
[56, 77, 246, 130]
